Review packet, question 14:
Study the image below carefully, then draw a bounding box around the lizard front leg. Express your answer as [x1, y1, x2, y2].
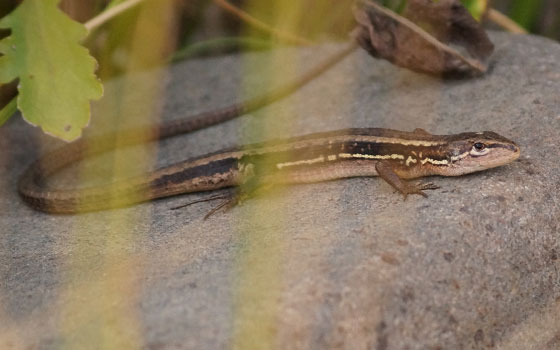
[375, 161, 439, 199]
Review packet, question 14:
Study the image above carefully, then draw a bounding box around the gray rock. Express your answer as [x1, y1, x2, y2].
[1, 31, 559, 349]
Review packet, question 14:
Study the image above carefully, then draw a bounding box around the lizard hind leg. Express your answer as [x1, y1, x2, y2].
[171, 161, 262, 219]
[203, 198, 235, 220]
[202, 186, 268, 220]
[176, 162, 273, 220]
[170, 191, 238, 220]
[170, 192, 231, 211]
[202, 174, 276, 220]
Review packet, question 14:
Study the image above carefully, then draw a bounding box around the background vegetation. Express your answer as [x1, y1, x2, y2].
[0, 0, 558, 138]
[1, 0, 557, 79]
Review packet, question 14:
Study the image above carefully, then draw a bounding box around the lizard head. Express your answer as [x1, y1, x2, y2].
[442, 131, 520, 176]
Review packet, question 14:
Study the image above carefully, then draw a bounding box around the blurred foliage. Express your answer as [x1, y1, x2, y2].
[0, 0, 558, 132]
[381, 0, 408, 13]
[461, 0, 488, 21]
[0, 0, 558, 80]
[493, 0, 559, 36]
[510, 0, 542, 29]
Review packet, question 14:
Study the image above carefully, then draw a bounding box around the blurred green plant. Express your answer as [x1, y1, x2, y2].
[461, 0, 488, 21]
[380, 0, 488, 20]
[509, 0, 543, 30]
[106, 0, 126, 9]
[381, 0, 408, 13]
[0, 0, 555, 140]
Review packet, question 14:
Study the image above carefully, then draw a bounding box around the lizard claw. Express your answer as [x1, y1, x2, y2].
[400, 182, 440, 200]
[203, 192, 251, 220]
[417, 182, 440, 191]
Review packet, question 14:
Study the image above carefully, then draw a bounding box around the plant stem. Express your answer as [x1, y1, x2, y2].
[213, 0, 314, 46]
[0, 97, 17, 127]
[84, 0, 145, 32]
[172, 37, 277, 62]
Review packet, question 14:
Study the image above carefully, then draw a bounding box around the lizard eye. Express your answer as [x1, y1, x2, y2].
[473, 142, 485, 151]
[470, 142, 489, 156]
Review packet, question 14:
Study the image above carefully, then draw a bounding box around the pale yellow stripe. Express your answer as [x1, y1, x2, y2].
[338, 153, 405, 160]
[276, 155, 325, 169]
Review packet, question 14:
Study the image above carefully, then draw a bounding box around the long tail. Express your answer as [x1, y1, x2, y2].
[18, 44, 356, 213]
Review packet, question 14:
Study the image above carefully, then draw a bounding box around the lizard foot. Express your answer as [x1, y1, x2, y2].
[401, 181, 440, 200]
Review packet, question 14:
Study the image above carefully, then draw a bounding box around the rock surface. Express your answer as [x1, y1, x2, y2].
[1, 32, 560, 349]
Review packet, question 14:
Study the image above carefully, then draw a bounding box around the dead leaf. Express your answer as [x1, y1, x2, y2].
[352, 0, 494, 76]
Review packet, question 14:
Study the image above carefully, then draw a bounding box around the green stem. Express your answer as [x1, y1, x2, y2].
[0, 96, 17, 127]
[172, 37, 277, 62]
[84, 0, 145, 32]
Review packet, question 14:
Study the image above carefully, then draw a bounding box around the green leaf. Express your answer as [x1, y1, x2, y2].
[0, 0, 103, 141]
[460, 0, 488, 21]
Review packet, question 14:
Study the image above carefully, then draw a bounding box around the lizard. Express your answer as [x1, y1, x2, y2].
[19, 127, 520, 215]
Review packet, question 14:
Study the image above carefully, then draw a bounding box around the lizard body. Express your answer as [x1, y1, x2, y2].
[19, 127, 520, 214]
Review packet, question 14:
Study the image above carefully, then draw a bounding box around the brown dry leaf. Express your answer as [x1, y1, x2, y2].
[352, 0, 494, 76]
